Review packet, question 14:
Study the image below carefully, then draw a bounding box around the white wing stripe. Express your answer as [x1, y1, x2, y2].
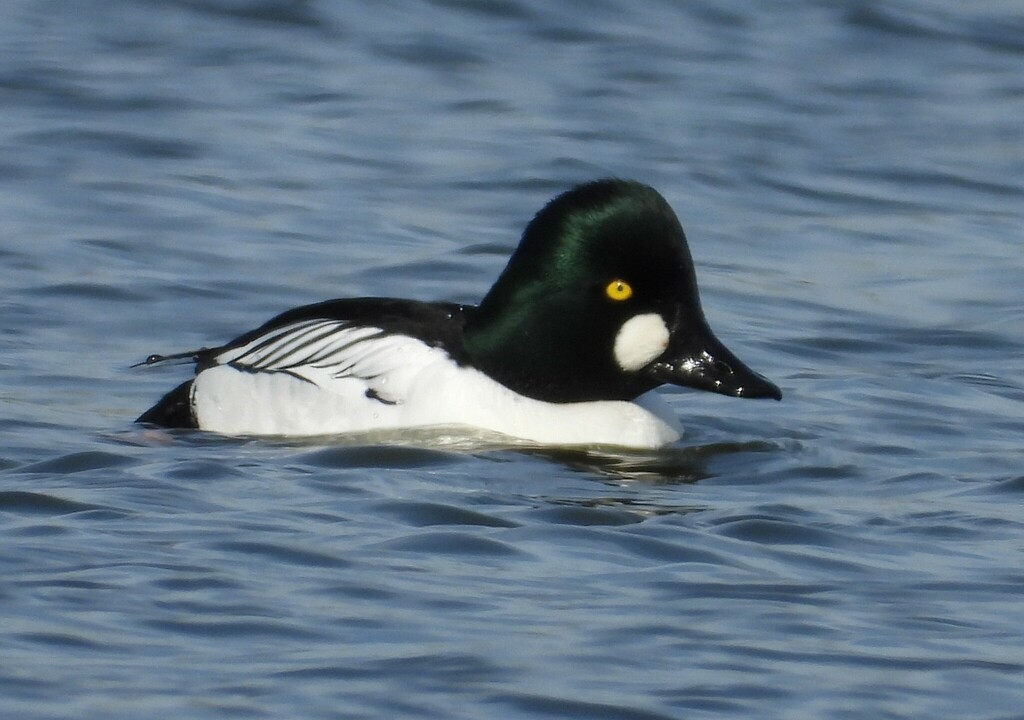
[296, 329, 384, 370]
[248, 322, 355, 369]
[213, 320, 394, 382]
[221, 320, 336, 367]
[223, 319, 324, 366]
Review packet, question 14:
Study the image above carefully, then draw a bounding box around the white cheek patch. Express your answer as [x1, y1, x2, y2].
[613, 313, 670, 372]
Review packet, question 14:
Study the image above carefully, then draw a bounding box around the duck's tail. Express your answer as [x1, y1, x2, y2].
[137, 380, 197, 428]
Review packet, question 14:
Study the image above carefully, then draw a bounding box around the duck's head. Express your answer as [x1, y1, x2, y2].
[463, 179, 782, 404]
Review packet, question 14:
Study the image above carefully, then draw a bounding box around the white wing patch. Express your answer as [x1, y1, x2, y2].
[214, 321, 438, 399]
[204, 318, 451, 406]
[192, 318, 458, 435]
[215, 320, 382, 375]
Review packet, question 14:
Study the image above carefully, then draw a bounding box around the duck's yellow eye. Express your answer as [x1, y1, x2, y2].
[605, 279, 633, 301]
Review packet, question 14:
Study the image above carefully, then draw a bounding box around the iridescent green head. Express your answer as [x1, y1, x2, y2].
[464, 180, 781, 404]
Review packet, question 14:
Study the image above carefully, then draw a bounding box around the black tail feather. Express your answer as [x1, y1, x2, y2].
[131, 349, 204, 368]
[137, 380, 197, 428]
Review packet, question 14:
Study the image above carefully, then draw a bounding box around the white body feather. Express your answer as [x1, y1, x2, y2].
[189, 319, 681, 449]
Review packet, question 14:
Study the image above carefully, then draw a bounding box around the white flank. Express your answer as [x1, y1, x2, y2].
[190, 320, 682, 449]
[613, 313, 670, 372]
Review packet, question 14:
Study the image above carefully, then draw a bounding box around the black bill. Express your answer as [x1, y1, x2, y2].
[644, 325, 782, 400]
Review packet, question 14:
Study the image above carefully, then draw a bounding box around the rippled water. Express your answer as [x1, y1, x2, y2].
[3, 1, 1023, 718]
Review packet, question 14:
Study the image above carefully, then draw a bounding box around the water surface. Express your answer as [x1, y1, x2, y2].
[2, 1, 1023, 718]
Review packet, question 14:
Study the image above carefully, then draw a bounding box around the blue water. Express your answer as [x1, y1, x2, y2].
[3, 1, 1024, 718]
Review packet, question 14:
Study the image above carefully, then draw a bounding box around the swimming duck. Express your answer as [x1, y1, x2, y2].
[137, 179, 781, 448]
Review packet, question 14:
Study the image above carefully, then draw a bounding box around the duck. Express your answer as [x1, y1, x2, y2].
[136, 179, 781, 448]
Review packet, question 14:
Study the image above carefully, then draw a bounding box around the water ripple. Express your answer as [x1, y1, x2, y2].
[379, 530, 525, 558]
[495, 693, 680, 720]
[207, 540, 352, 569]
[17, 451, 137, 475]
[374, 500, 519, 528]
[0, 491, 100, 515]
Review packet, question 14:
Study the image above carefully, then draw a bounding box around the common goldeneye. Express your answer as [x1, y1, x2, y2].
[137, 179, 781, 448]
